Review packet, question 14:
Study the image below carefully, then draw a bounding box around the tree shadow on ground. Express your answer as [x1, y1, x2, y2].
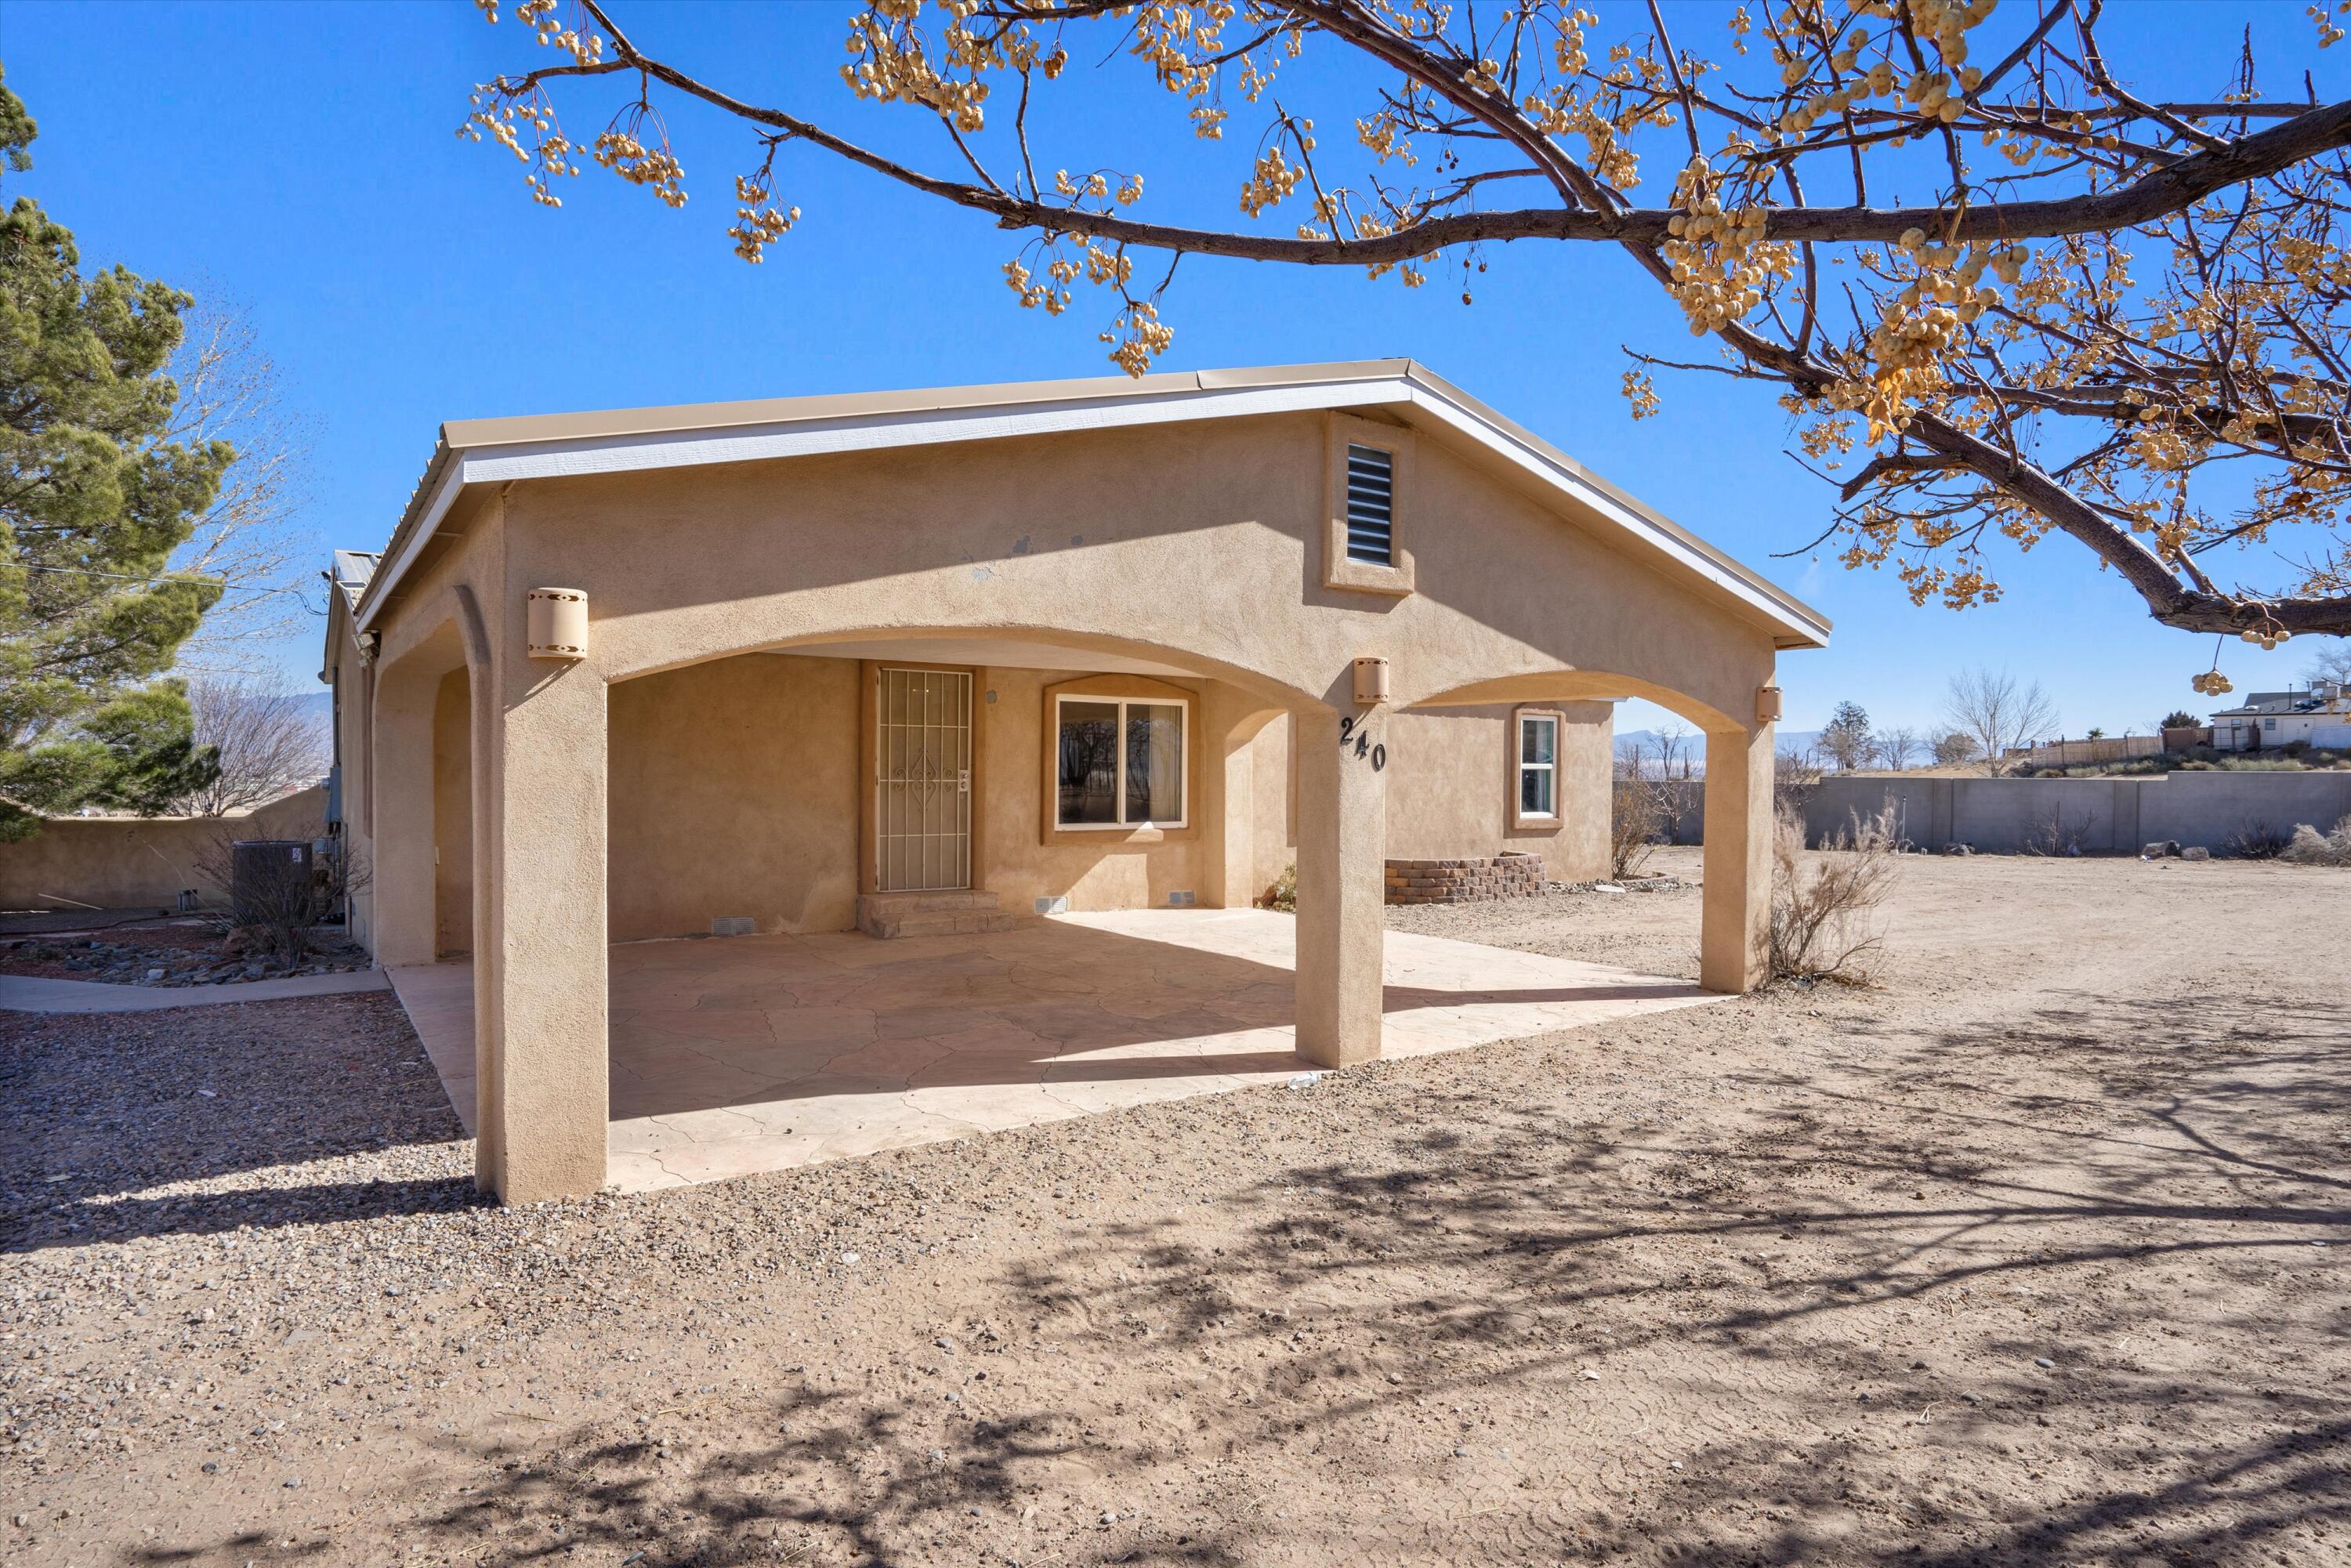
[107, 987, 2351, 1565]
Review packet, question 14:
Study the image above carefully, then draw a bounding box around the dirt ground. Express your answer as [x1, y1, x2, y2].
[3, 849, 2346, 1566]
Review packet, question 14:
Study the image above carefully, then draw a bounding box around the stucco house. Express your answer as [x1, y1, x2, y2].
[322, 360, 1827, 1201]
[2208, 680, 2351, 751]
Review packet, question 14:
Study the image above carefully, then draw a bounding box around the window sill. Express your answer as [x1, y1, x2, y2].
[1045, 821, 1195, 847]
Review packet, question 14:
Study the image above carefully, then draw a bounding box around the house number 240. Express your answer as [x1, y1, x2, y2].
[1336, 715, 1387, 771]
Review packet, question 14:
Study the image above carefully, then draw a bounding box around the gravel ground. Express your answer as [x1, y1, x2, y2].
[2, 849, 2346, 1566]
[0, 922, 371, 987]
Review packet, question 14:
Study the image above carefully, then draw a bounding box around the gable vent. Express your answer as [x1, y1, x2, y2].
[1344, 444, 1395, 564]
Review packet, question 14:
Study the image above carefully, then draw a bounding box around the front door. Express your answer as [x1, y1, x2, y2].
[874, 667, 973, 892]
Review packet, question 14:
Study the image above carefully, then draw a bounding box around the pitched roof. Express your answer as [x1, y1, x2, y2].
[353, 359, 1831, 649]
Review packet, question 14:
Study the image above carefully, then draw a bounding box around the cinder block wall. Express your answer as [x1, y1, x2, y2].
[1629, 773, 2351, 853]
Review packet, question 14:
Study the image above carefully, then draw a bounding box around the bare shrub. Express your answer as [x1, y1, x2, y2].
[1260, 864, 1297, 912]
[1611, 774, 1667, 880]
[1774, 747, 1824, 811]
[194, 835, 369, 971]
[2278, 817, 2351, 867]
[1769, 804, 1900, 986]
[2023, 806, 2099, 857]
[2222, 819, 2289, 860]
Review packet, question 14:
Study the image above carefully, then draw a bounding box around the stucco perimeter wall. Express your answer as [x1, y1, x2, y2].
[0, 785, 328, 912]
[1384, 703, 1611, 880]
[607, 653, 862, 941]
[1646, 772, 2351, 853]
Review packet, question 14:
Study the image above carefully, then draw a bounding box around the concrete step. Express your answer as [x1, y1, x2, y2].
[856, 891, 1016, 940]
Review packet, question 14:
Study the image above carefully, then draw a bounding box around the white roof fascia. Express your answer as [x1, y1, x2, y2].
[357, 368, 1828, 647]
[1394, 380, 1834, 648]
[359, 457, 469, 634]
[357, 377, 1409, 632]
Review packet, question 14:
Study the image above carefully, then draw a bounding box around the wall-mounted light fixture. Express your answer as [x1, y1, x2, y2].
[1352, 655, 1391, 706]
[527, 587, 588, 660]
[1756, 682, 1784, 724]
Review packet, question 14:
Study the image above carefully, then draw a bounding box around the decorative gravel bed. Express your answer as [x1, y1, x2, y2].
[0, 922, 370, 987]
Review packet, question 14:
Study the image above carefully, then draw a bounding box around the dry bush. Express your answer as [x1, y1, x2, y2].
[1773, 748, 1824, 810]
[2278, 817, 2351, 867]
[2023, 806, 2099, 857]
[1769, 804, 1900, 987]
[194, 835, 369, 971]
[1611, 775, 1667, 880]
[2222, 819, 2290, 860]
[1260, 864, 1298, 912]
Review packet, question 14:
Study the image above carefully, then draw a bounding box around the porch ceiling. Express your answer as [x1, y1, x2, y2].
[389, 913, 1724, 1196]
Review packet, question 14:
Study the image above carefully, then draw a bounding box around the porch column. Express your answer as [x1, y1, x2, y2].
[1699, 722, 1775, 992]
[1292, 705, 1387, 1066]
[476, 657, 608, 1201]
[369, 661, 440, 969]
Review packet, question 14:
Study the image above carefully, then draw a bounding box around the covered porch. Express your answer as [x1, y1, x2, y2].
[390, 908, 1722, 1193]
[339, 361, 1828, 1202]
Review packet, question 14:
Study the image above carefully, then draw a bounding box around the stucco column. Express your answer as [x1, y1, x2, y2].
[1699, 722, 1775, 992]
[476, 657, 609, 1202]
[1292, 705, 1386, 1066]
[369, 661, 440, 969]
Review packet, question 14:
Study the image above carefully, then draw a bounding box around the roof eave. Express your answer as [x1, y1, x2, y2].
[353, 361, 1831, 651]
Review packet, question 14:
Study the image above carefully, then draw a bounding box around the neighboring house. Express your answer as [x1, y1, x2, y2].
[2209, 681, 2351, 751]
[324, 360, 1828, 1201]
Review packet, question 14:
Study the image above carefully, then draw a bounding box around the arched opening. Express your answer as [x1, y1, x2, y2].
[1409, 667, 1776, 996]
[368, 620, 471, 971]
[600, 626, 1310, 942]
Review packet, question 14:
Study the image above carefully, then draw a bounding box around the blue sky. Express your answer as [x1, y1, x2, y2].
[6, 0, 2345, 736]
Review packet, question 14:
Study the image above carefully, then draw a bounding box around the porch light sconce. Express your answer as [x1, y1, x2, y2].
[354, 629, 379, 666]
[527, 587, 588, 660]
[1353, 656, 1391, 706]
[1756, 682, 1784, 724]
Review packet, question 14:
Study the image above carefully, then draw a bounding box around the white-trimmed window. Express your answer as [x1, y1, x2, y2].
[1517, 712, 1559, 819]
[1055, 694, 1188, 829]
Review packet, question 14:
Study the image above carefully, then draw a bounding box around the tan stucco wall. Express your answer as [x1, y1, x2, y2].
[433, 668, 473, 957]
[978, 666, 1212, 913]
[0, 784, 328, 912]
[494, 410, 1779, 730]
[607, 652, 861, 941]
[341, 393, 1795, 1202]
[1382, 702, 1612, 881]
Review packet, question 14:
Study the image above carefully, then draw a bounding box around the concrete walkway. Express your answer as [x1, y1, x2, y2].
[389, 910, 1723, 1195]
[0, 968, 389, 1013]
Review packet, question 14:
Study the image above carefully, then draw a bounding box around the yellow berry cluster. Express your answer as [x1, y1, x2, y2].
[1102, 301, 1174, 377]
[1661, 157, 1795, 335]
[1774, 0, 1994, 136]
[2191, 670, 2233, 697]
[728, 175, 799, 264]
[593, 129, 686, 209]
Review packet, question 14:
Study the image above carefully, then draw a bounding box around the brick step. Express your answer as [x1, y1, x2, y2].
[856, 891, 1015, 940]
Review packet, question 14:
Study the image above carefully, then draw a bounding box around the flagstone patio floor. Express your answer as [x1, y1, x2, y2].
[389, 908, 1724, 1194]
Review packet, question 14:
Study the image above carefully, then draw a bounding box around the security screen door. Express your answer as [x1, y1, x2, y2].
[875, 668, 973, 893]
